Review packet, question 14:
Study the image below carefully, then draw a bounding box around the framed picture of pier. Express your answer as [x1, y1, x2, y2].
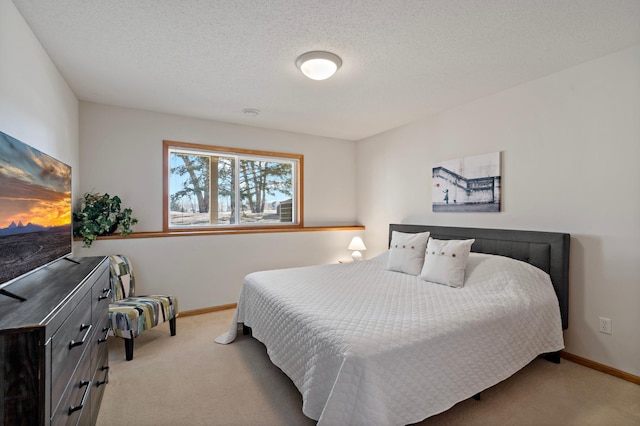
[432, 151, 501, 212]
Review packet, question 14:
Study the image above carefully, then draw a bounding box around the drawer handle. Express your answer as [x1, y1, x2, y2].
[98, 327, 109, 343]
[68, 380, 91, 415]
[97, 366, 109, 387]
[98, 288, 112, 301]
[69, 324, 93, 349]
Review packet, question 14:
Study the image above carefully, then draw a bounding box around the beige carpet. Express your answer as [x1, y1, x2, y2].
[97, 310, 640, 426]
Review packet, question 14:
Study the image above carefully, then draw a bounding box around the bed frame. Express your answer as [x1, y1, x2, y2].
[389, 224, 570, 330]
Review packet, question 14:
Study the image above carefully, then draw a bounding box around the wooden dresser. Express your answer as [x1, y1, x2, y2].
[0, 256, 110, 426]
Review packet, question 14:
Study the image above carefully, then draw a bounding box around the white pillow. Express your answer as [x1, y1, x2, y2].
[385, 231, 430, 275]
[419, 238, 475, 287]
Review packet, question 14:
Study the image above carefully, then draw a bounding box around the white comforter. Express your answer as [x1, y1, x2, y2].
[216, 252, 564, 425]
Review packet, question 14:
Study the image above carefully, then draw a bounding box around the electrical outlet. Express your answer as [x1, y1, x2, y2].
[599, 317, 612, 335]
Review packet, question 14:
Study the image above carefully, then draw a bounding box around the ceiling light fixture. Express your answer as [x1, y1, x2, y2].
[295, 51, 342, 81]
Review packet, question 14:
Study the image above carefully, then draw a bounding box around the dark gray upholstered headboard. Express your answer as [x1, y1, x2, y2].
[389, 224, 570, 330]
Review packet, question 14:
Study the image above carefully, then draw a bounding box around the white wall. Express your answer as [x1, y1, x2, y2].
[356, 46, 640, 376]
[79, 103, 357, 230]
[73, 230, 361, 313]
[77, 102, 361, 310]
[0, 0, 79, 192]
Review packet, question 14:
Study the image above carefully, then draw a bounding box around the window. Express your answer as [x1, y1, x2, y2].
[163, 140, 303, 231]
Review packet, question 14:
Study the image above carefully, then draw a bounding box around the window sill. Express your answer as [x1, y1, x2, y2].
[74, 225, 364, 242]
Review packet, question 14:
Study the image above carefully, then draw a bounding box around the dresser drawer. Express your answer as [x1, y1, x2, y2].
[50, 352, 92, 426]
[0, 256, 108, 426]
[94, 314, 110, 349]
[91, 314, 109, 390]
[90, 343, 109, 425]
[92, 268, 111, 317]
[51, 292, 93, 410]
[92, 315, 110, 386]
[92, 338, 109, 388]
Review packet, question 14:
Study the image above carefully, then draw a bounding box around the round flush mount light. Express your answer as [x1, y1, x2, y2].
[295, 51, 342, 80]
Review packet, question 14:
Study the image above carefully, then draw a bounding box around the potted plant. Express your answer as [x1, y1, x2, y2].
[73, 192, 138, 247]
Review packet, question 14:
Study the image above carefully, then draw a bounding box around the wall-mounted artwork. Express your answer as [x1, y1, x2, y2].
[432, 151, 501, 212]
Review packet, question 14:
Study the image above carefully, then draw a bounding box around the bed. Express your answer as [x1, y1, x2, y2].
[216, 224, 570, 425]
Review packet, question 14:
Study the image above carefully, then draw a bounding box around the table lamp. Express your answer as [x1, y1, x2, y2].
[348, 236, 367, 261]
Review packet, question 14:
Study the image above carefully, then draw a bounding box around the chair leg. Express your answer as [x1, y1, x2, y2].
[170, 317, 177, 336]
[124, 338, 134, 361]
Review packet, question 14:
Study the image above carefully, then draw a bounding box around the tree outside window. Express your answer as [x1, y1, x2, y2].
[163, 141, 302, 231]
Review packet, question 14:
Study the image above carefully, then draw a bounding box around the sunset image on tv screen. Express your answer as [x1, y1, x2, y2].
[0, 131, 72, 285]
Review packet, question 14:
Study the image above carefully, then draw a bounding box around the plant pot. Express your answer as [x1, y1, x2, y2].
[105, 224, 118, 235]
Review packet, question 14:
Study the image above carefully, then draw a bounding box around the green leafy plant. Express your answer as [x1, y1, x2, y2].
[73, 192, 138, 247]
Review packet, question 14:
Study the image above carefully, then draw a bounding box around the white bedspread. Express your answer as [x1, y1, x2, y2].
[216, 252, 564, 425]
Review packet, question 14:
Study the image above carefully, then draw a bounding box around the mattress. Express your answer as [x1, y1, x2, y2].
[216, 252, 564, 425]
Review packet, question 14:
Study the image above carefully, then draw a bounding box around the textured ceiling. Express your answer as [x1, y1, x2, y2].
[12, 0, 640, 141]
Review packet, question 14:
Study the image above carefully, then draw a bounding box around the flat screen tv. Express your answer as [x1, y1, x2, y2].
[0, 130, 72, 300]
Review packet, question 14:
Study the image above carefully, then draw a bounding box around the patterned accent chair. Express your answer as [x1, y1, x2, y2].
[108, 255, 179, 361]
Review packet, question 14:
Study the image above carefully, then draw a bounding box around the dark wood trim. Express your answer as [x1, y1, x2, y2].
[74, 225, 364, 242]
[561, 351, 640, 385]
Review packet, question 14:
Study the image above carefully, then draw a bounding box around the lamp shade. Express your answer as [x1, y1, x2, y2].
[296, 51, 342, 80]
[348, 236, 366, 251]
